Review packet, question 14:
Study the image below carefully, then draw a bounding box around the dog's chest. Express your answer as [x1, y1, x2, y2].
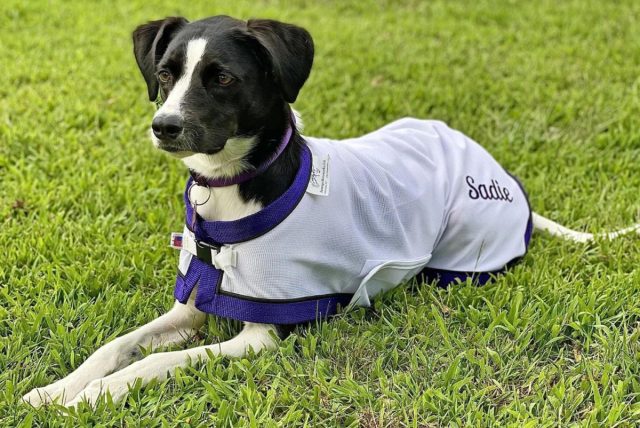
[190, 185, 262, 222]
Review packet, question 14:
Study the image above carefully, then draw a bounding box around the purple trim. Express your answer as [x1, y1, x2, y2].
[512, 173, 533, 248]
[174, 258, 223, 304]
[190, 124, 294, 188]
[196, 290, 353, 324]
[185, 144, 312, 244]
[523, 210, 533, 247]
[174, 255, 352, 323]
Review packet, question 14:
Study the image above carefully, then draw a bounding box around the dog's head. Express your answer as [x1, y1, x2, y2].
[132, 16, 313, 164]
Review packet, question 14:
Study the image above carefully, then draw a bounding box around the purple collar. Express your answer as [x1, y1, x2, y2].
[190, 123, 294, 187]
[185, 143, 312, 244]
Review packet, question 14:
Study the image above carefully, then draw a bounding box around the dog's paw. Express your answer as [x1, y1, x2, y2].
[65, 378, 129, 409]
[22, 381, 71, 407]
[22, 376, 93, 408]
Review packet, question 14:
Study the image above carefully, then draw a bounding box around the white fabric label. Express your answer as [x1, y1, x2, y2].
[307, 153, 330, 196]
[178, 226, 195, 275]
[178, 249, 192, 275]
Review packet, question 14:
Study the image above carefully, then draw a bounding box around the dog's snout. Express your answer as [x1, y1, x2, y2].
[152, 115, 184, 140]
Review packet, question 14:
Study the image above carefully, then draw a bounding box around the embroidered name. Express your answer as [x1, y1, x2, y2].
[465, 175, 513, 202]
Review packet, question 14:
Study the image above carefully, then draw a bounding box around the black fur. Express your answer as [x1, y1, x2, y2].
[274, 323, 298, 340]
[133, 17, 188, 102]
[243, 19, 314, 104]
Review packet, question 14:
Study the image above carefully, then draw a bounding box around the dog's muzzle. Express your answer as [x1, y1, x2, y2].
[152, 114, 184, 141]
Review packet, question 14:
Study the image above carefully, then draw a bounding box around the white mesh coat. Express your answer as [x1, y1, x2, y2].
[174, 118, 532, 324]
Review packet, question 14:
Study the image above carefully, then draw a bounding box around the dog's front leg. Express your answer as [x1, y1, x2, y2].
[22, 296, 205, 407]
[65, 322, 278, 408]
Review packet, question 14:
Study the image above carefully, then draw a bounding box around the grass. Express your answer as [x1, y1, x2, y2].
[2, 0, 640, 426]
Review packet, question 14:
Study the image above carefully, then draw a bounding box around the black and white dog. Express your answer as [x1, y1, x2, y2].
[23, 15, 639, 408]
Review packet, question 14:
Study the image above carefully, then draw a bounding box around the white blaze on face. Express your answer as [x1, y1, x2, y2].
[155, 38, 208, 120]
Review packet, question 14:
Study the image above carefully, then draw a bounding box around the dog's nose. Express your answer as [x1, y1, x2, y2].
[152, 115, 184, 140]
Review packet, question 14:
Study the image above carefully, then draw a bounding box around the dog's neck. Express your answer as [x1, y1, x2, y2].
[181, 107, 303, 222]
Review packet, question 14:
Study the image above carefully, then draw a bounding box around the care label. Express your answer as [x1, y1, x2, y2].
[307, 153, 330, 196]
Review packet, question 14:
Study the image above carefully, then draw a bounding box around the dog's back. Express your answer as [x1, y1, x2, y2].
[308, 118, 532, 293]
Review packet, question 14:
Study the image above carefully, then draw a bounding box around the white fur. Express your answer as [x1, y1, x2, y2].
[63, 322, 276, 407]
[155, 38, 207, 120]
[22, 288, 275, 407]
[22, 292, 206, 406]
[292, 108, 304, 130]
[182, 136, 258, 179]
[533, 212, 640, 243]
[182, 135, 262, 221]
[150, 38, 207, 151]
[189, 184, 262, 221]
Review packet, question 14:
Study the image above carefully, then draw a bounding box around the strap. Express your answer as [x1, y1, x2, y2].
[174, 229, 237, 270]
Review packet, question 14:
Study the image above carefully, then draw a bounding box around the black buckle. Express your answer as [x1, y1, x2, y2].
[194, 239, 220, 264]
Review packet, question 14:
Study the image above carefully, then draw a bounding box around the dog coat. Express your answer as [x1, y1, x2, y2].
[173, 118, 532, 324]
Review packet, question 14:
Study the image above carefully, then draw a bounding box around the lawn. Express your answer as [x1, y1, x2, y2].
[2, 0, 640, 426]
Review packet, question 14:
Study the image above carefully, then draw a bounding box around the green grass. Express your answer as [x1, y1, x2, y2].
[2, 0, 640, 426]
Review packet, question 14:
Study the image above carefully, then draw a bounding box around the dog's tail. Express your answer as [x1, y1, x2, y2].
[532, 212, 640, 243]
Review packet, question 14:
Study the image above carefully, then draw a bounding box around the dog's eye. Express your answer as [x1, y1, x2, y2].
[157, 70, 172, 84]
[217, 73, 234, 86]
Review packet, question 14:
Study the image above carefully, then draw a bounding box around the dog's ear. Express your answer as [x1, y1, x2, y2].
[245, 19, 314, 103]
[132, 17, 188, 101]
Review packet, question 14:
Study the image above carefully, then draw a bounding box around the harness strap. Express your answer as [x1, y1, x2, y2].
[170, 229, 237, 270]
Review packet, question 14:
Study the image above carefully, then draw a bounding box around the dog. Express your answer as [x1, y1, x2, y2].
[23, 15, 640, 408]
